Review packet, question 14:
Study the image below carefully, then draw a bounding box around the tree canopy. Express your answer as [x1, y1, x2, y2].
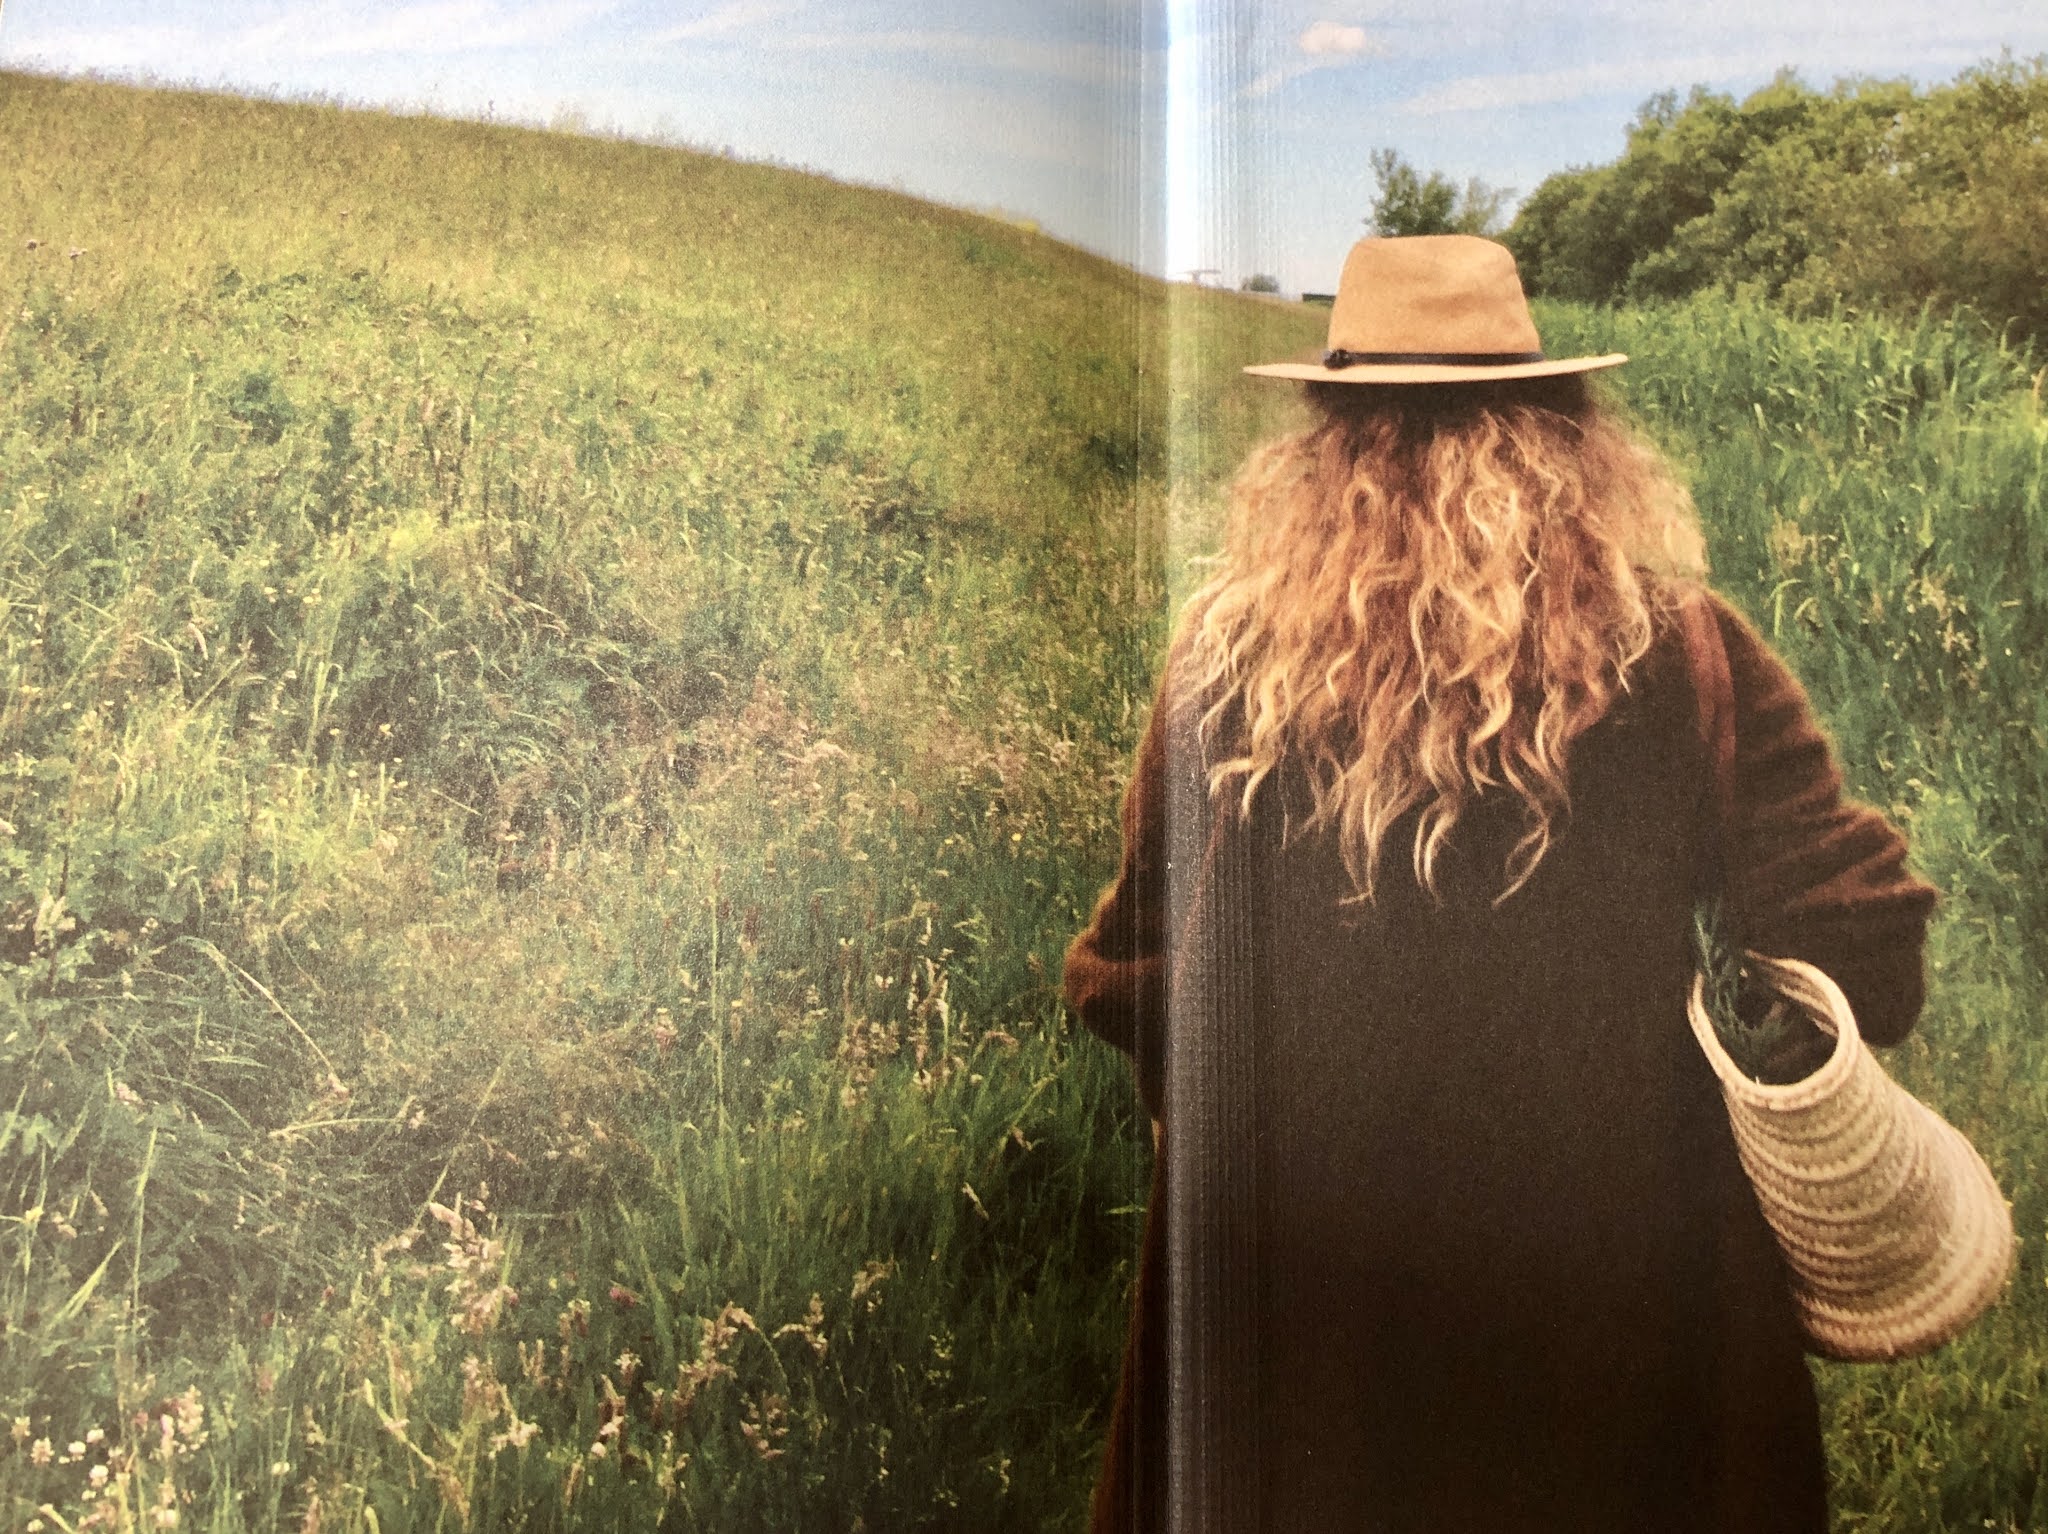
[1503, 56, 2048, 342]
[1368, 148, 1511, 238]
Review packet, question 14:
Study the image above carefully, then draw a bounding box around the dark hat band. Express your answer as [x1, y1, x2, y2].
[1322, 348, 1548, 369]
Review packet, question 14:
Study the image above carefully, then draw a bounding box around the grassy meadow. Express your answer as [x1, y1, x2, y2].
[0, 70, 1313, 1532]
[0, 69, 2044, 1532]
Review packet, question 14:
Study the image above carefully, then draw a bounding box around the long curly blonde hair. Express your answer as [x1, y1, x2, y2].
[1187, 374, 1705, 903]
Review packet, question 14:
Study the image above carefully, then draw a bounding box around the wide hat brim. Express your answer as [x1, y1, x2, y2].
[1249, 235, 1628, 385]
[1243, 352, 1628, 385]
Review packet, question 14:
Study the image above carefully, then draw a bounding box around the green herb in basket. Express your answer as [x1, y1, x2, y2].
[1692, 900, 1836, 1085]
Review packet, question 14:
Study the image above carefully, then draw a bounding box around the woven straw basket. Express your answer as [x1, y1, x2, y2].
[1686, 952, 2015, 1362]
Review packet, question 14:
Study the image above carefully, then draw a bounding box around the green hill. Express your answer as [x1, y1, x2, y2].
[0, 68, 1314, 1531]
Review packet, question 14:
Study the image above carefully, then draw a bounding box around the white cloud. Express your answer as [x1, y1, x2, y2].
[1239, 62, 1310, 101]
[1397, 32, 2018, 117]
[1299, 20, 1371, 56]
[241, 1, 620, 60]
[765, 28, 1132, 90]
[2, 1, 623, 72]
[1, 24, 189, 75]
[650, 1, 806, 45]
[1399, 57, 1685, 115]
[1237, 20, 1382, 100]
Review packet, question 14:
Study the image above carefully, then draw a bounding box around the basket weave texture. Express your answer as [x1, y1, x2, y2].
[1687, 953, 2015, 1361]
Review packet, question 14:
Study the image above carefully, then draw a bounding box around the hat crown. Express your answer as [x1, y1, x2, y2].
[1327, 235, 1542, 357]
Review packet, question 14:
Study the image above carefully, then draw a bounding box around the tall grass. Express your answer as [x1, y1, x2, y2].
[0, 69, 1312, 1531]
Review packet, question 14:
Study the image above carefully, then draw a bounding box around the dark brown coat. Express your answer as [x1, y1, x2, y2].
[1065, 585, 1937, 1533]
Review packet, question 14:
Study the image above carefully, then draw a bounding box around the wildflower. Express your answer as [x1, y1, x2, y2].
[701, 1302, 756, 1354]
[173, 1388, 205, 1441]
[89, 1464, 109, 1487]
[489, 1417, 539, 1452]
[614, 1350, 641, 1382]
[113, 1081, 144, 1110]
[773, 1294, 829, 1361]
[85, 1428, 104, 1445]
[739, 1393, 788, 1461]
[11, 1417, 28, 1442]
[155, 1511, 180, 1529]
[670, 1304, 753, 1404]
[608, 1284, 640, 1309]
[433, 1470, 470, 1522]
[66, 1440, 87, 1460]
[851, 1260, 894, 1312]
[596, 1375, 628, 1444]
[270, 1460, 292, 1476]
[656, 1448, 691, 1494]
[588, 1440, 608, 1460]
[460, 1354, 498, 1415]
[431, 1196, 517, 1334]
[30, 1437, 53, 1465]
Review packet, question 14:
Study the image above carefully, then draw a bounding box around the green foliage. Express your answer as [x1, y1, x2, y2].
[1508, 57, 2048, 343]
[0, 68, 1315, 1532]
[1367, 148, 1511, 238]
[1239, 274, 1280, 295]
[1690, 900, 1834, 1085]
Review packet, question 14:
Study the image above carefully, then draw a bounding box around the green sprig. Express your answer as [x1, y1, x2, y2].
[1692, 899, 1835, 1085]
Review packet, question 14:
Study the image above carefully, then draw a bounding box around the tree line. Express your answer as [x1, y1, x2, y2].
[1371, 56, 2048, 345]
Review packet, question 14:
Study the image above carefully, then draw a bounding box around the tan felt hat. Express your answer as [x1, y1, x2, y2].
[1245, 234, 1627, 385]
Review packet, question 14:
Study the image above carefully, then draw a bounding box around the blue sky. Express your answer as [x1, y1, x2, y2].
[4, 0, 2045, 291]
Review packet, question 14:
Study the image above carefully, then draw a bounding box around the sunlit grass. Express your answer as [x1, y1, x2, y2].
[0, 68, 1312, 1532]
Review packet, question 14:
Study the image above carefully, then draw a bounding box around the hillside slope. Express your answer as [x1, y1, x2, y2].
[0, 69, 1315, 1531]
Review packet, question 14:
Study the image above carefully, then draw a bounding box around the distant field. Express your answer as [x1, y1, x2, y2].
[2, 69, 2044, 1533]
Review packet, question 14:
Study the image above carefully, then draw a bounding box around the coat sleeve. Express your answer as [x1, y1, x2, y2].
[1062, 667, 1181, 1122]
[1710, 592, 1939, 1047]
